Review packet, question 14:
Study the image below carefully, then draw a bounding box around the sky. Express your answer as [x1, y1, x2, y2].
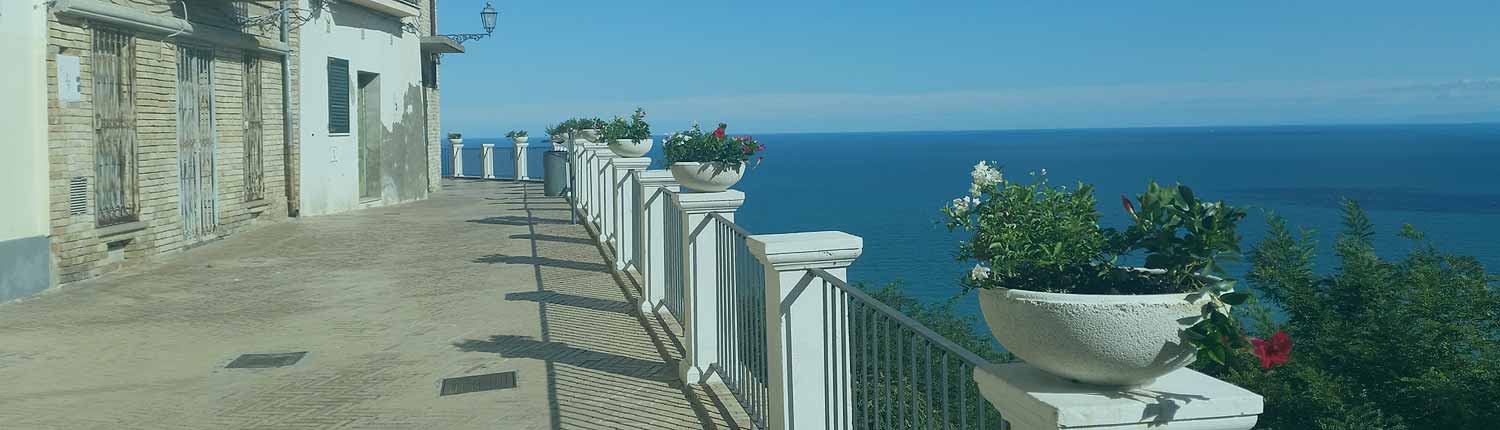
[434, 1, 1500, 135]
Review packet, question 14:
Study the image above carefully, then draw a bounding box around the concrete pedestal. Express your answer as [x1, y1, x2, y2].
[973, 362, 1263, 430]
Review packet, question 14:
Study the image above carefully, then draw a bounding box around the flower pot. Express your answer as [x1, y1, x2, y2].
[450, 138, 463, 145]
[512, 136, 529, 145]
[608, 138, 654, 158]
[669, 161, 743, 192]
[576, 129, 601, 143]
[977, 287, 1208, 387]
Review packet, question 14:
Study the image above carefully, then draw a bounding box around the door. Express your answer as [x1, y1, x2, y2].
[177, 46, 218, 241]
[357, 72, 381, 200]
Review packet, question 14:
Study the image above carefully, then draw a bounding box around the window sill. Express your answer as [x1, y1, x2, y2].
[246, 199, 271, 212]
[96, 220, 149, 239]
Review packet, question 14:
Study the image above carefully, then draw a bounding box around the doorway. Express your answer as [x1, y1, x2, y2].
[357, 71, 381, 200]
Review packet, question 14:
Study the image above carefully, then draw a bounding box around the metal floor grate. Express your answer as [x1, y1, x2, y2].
[226, 352, 307, 369]
[440, 371, 517, 396]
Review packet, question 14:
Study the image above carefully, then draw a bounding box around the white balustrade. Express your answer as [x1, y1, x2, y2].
[480, 143, 496, 179]
[748, 232, 864, 430]
[610, 157, 651, 270]
[636, 170, 679, 313]
[591, 147, 617, 241]
[513, 142, 530, 180]
[451, 143, 464, 178]
[668, 189, 745, 383]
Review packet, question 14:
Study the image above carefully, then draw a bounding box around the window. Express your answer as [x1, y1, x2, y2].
[244, 55, 265, 202]
[327, 57, 350, 134]
[93, 28, 139, 226]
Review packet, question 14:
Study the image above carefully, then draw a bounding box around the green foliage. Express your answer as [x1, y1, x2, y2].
[1202, 200, 1500, 430]
[505, 130, 527, 139]
[447, 132, 461, 140]
[662, 123, 764, 168]
[558, 117, 605, 132]
[603, 107, 651, 142]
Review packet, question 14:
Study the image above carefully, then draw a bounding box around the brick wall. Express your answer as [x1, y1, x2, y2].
[421, 0, 443, 192]
[47, 0, 296, 284]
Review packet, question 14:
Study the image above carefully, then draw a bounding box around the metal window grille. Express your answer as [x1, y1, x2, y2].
[243, 55, 265, 202]
[92, 28, 139, 227]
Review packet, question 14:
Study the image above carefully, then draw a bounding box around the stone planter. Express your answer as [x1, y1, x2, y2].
[512, 136, 529, 145]
[669, 161, 743, 192]
[608, 138, 654, 158]
[576, 129, 601, 143]
[450, 138, 463, 145]
[977, 286, 1208, 387]
[550, 133, 567, 151]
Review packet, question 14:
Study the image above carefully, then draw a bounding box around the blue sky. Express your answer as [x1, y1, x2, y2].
[435, 1, 1500, 135]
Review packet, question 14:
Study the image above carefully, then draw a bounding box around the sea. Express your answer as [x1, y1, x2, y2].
[446, 123, 1500, 320]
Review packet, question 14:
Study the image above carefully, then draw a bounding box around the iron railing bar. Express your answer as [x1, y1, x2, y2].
[808, 268, 990, 367]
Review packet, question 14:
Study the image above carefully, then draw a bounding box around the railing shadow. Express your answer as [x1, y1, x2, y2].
[510, 233, 596, 246]
[454, 335, 676, 383]
[506, 290, 636, 315]
[472, 254, 609, 273]
[467, 216, 571, 226]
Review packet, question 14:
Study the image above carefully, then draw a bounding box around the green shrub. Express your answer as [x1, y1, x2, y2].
[1200, 200, 1500, 429]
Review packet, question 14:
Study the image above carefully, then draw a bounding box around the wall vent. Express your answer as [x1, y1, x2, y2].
[68, 177, 89, 215]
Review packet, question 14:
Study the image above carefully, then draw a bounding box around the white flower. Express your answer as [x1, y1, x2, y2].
[950, 196, 978, 214]
[1040, 168, 1047, 176]
[969, 161, 1003, 196]
[970, 264, 992, 281]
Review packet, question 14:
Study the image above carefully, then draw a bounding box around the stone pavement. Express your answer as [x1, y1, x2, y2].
[0, 180, 745, 429]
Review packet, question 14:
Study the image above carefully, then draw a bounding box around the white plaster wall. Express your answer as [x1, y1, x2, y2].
[297, 0, 424, 216]
[0, 1, 51, 241]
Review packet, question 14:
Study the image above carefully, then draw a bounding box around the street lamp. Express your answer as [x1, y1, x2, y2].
[441, 2, 499, 45]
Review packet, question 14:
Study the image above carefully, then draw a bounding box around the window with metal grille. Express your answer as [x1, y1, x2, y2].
[92, 28, 139, 227]
[244, 55, 265, 202]
[327, 57, 350, 134]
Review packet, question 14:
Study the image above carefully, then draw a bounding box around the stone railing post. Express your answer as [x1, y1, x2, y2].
[974, 364, 1263, 430]
[670, 190, 746, 382]
[590, 146, 618, 239]
[747, 232, 864, 430]
[610, 157, 651, 270]
[513, 142, 529, 180]
[480, 143, 496, 179]
[636, 170, 679, 313]
[451, 142, 465, 178]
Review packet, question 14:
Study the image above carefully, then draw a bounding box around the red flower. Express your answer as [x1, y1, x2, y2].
[1121, 194, 1137, 220]
[1250, 331, 1293, 369]
[713, 123, 727, 139]
[742, 145, 753, 154]
[758, 144, 766, 151]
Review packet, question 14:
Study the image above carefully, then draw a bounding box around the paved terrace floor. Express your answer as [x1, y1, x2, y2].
[0, 179, 745, 429]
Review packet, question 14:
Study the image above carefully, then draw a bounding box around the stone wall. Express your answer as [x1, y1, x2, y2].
[46, 0, 295, 284]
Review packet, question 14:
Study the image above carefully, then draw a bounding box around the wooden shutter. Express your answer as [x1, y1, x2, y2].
[327, 57, 350, 134]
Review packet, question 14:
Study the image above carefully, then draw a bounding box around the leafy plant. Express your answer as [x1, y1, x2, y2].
[662, 123, 765, 169]
[603, 107, 652, 142]
[505, 130, 528, 139]
[942, 164, 1252, 364]
[447, 132, 461, 140]
[545, 124, 568, 141]
[1200, 201, 1500, 429]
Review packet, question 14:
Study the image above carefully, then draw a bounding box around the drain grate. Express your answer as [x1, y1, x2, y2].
[440, 371, 517, 396]
[226, 352, 307, 368]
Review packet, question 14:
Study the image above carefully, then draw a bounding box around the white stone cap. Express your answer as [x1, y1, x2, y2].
[747, 232, 863, 271]
[612, 157, 652, 169]
[481, 143, 494, 147]
[670, 190, 744, 213]
[451, 143, 464, 147]
[974, 362, 1263, 430]
[638, 170, 676, 183]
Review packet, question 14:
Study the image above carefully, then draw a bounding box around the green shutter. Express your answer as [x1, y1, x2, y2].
[327, 57, 350, 134]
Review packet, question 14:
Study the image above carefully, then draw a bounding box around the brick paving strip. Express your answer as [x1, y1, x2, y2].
[0, 180, 742, 429]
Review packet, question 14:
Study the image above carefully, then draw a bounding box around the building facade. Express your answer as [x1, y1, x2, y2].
[41, 0, 295, 286]
[295, 0, 447, 216]
[1, 0, 54, 301]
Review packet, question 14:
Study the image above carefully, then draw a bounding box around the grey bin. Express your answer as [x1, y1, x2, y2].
[543, 150, 568, 197]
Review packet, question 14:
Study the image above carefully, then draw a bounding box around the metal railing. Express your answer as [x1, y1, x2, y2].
[806, 269, 1005, 430]
[662, 195, 686, 319]
[711, 214, 771, 428]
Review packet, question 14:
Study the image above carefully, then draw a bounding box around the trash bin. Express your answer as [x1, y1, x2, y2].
[544, 150, 568, 197]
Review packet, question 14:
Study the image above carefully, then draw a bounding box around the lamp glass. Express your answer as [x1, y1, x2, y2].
[481, 3, 498, 34]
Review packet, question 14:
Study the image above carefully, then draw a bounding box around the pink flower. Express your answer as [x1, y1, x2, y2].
[755, 156, 764, 167]
[757, 144, 765, 151]
[742, 145, 753, 154]
[1250, 331, 1293, 369]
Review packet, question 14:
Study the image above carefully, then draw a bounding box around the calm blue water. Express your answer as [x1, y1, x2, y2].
[462, 124, 1500, 318]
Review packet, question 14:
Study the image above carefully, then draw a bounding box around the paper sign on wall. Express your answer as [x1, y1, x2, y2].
[57, 55, 81, 103]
